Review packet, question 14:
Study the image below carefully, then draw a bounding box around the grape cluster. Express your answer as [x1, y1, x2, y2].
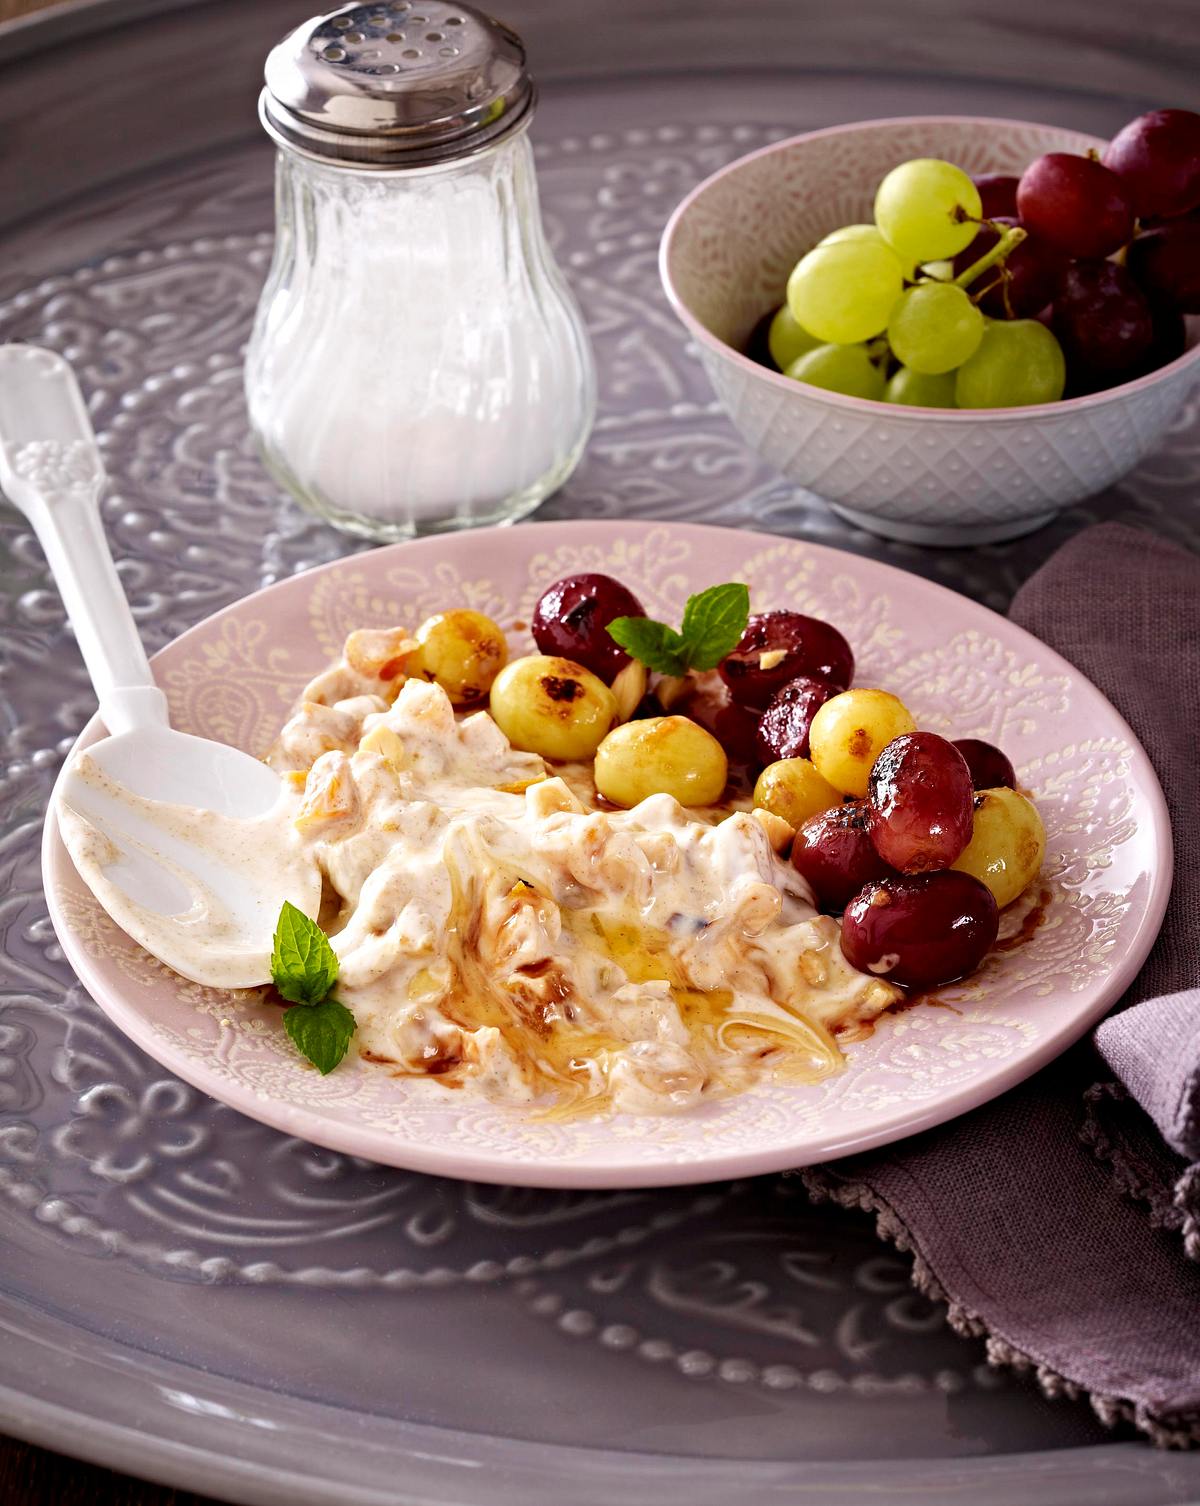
[506, 573, 1047, 995]
[758, 109, 1200, 408]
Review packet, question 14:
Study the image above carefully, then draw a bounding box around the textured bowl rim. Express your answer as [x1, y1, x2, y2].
[659, 113, 1200, 421]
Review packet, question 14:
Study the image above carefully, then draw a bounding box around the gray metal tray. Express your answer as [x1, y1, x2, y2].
[1, 1, 1199, 1501]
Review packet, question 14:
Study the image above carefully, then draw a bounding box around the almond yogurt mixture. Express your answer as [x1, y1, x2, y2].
[265, 628, 901, 1114]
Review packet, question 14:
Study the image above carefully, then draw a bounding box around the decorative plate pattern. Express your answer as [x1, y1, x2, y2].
[42, 520, 1170, 1187]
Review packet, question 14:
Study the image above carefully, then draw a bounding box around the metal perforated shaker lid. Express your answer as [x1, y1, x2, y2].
[260, 1, 535, 169]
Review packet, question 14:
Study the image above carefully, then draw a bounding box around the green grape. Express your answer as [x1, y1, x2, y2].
[887, 283, 984, 374]
[874, 158, 982, 263]
[820, 223, 877, 245]
[786, 343, 886, 401]
[786, 240, 905, 344]
[820, 223, 917, 280]
[767, 304, 822, 370]
[884, 367, 958, 407]
[955, 320, 1067, 408]
[921, 260, 955, 282]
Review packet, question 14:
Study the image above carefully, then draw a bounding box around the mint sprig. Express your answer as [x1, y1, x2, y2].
[270, 901, 354, 1074]
[608, 582, 750, 678]
[606, 618, 689, 676]
[283, 996, 356, 1076]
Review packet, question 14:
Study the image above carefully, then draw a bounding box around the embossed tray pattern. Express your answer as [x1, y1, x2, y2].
[2, 10, 1200, 1500]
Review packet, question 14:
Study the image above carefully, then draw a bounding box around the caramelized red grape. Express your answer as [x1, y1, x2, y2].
[719, 611, 853, 709]
[1016, 153, 1134, 260]
[866, 732, 974, 873]
[840, 872, 999, 990]
[1102, 109, 1200, 220]
[791, 801, 893, 913]
[1053, 260, 1155, 391]
[757, 676, 838, 763]
[951, 217, 1062, 318]
[1127, 220, 1200, 315]
[952, 738, 1016, 791]
[532, 573, 645, 684]
[684, 691, 761, 769]
[973, 172, 1019, 219]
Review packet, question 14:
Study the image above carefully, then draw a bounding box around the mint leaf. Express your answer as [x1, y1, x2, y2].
[271, 900, 339, 1007]
[678, 583, 751, 671]
[607, 583, 751, 677]
[607, 616, 689, 677]
[283, 995, 355, 1075]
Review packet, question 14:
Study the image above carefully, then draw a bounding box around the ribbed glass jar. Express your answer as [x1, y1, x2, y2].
[245, 127, 595, 540]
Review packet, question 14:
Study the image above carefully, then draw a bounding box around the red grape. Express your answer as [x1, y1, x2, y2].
[866, 732, 974, 873]
[791, 801, 893, 914]
[1127, 220, 1200, 315]
[757, 676, 838, 763]
[1143, 301, 1188, 373]
[1052, 260, 1155, 391]
[719, 612, 853, 710]
[532, 573, 645, 684]
[973, 172, 1020, 219]
[952, 738, 1015, 791]
[1016, 153, 1134, 259]
[951, 217, 1062, 319]
[1102, 109, 1200, 220]
[840, 872, 999, 990]
[685, 690, 761, 769]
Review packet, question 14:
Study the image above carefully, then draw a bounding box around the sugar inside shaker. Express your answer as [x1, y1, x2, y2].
[246, 2, 596, 540]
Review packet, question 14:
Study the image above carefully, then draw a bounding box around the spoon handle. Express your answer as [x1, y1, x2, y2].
[0, 345, 168, 738]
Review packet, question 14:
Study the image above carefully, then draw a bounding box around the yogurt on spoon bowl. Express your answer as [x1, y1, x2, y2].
[0, 344, 321, 988]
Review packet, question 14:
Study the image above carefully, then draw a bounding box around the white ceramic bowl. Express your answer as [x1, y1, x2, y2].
[659, 116, 1200, 547]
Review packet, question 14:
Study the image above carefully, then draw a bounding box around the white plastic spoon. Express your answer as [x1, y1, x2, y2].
[0, 344, 320, 988]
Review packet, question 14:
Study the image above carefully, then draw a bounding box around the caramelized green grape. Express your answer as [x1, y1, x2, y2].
[489, 656, 616, 761]
[410, 609, 508, 706]
[594, 716, 728, 808]
[753, 758, 841, 831]
[952, 787, 1046, 907]
[808, 689, 917, 798]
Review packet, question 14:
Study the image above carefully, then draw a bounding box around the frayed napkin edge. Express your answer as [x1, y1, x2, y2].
[797, 1165, 1200, 1449]
[1081, 1080, 1200, 1263]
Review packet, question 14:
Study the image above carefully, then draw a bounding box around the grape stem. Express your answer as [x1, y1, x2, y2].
[953, 225, 1026, 291]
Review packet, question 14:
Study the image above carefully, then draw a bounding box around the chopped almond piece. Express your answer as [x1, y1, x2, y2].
[295, 752, 359, 828]
[344, 627, 417, 683]
[496, 776, 547, 795]
[611, 660, 648, 722]
[359, 724, 406, 771]
[752, 807, 796, 852]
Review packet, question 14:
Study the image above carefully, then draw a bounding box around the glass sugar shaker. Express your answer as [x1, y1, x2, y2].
[247, 2, 596, 541]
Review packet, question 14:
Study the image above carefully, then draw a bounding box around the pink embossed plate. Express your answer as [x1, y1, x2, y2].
[42, 521, 1171, 1188]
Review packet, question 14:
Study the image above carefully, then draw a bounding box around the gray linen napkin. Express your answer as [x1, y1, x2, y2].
[803, 523, 1200, 1446]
